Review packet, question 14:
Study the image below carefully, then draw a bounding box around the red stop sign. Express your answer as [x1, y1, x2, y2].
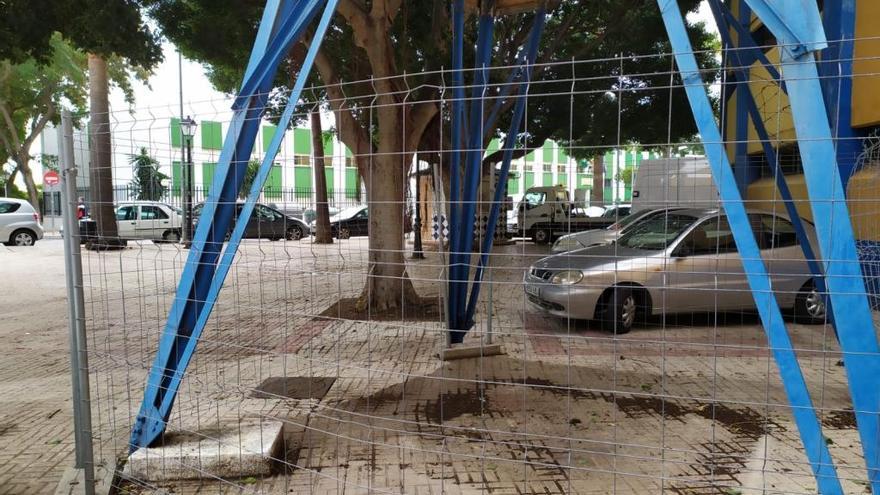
[43, 171, 60, 187]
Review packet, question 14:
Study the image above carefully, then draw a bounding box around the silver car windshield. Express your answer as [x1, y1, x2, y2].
[616, 213, 697, 250]
[610, 209, 654, 231]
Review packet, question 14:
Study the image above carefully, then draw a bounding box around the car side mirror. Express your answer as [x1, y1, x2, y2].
[673, 245, 691, 258]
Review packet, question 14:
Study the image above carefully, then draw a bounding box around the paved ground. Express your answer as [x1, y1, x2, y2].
[0, 237, 874, 494]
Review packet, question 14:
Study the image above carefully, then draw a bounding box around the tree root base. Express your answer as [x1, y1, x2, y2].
[323, 296, 439, 322]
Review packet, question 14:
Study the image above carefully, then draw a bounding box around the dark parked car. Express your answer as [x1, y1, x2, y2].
[321, 206, 369, 239]
[192, 202, 310, 241]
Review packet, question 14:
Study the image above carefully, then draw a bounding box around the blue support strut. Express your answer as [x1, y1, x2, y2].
[130, 0, 337, 452]
[657, 1, 842, 492]
[450, 8, 496, 341]
[464, 9, 546, 327]
[446, 0, 466, 331]
[742, 0, 880, 488]
[707, 0, 831, 320]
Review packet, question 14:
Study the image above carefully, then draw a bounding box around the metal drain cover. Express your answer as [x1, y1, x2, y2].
[251, 377, 336, 400]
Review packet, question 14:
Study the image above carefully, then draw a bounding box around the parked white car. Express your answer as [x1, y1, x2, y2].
[115, 201, 184, 242]
[0, 198, 44, 246]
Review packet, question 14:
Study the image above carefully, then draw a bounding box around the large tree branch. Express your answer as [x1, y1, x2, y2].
[337, 0, 370, 42]
[405, 101, 438, 155]
[0, 103, 24, 152]
[23, 102, 55, 152]
[370, 0, 404, 23]
[312, 47, 373, 181]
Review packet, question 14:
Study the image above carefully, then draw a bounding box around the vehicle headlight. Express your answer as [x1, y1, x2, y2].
[552, 238, 584, 253]
[550, 270, 583, 285]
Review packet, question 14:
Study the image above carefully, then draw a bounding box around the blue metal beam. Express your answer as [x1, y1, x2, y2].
[817, 0, 861, 184]
[720, 6, 783, 85]
[233, 0, 325, 110]
[447, 0, 466, 331]
[464, 9, 546, 329]
[450, 8, 496, 339]
[156, 0, 339, 419]
[741, 0, 826, 57]
[657, 1, 842, 492]
[130, 0, 336, 452]
[708, 0, 831, 321]
[742, 0, 880, 489]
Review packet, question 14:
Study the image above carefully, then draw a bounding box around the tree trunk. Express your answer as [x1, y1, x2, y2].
[353, 90, 419, 313]
[311, 111, 333, 244]
[590, 155, 604, 207]
[358, 151, 420, 313]
[87, 54, 119, 243]
[13, 155, 39, 210]
[6, 164, 19, 194]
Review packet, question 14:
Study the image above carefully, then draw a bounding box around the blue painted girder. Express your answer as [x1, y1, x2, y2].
[447, 0, 466, 332]
[657, 1, 842, 492]
[450, 10, 496, 339]
[130, 0, 338, 452]
[706, 0, 831, 318]
[464, 9, 546, 328]
[741, 0, 880, 489]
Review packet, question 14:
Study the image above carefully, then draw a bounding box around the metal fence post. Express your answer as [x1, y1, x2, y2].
[60, 109, 97, 495]
[59, 114, 84, 470]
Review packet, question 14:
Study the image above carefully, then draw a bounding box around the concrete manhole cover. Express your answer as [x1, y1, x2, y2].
[251, 377, 337, 400]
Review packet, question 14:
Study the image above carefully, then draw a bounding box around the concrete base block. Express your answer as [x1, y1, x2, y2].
[439, 343, 504, 361]
[54, 462, 115, 495]
[124, 419, 284, 482]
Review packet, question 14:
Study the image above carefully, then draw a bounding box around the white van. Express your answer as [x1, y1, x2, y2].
[631, 157, 720, 212]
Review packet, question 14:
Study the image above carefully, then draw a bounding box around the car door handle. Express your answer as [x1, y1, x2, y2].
[130, 222, 137, 225]
[162, 220, 169, 224]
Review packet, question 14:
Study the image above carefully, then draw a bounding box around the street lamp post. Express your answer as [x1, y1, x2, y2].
[412, 164, 425, 259]
[180, 116, 197, 246]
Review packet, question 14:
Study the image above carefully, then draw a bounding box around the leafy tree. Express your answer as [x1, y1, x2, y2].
[147, 0, 716, 313]
[238, 159, 261, 200]
[1, 0, 162, 245]
[40, 154, 59, 172]
[129, 147, 167, 201]
[0, 35, 87, 209]
[0, 0, 161, 69]
[618, 167, 634, 188]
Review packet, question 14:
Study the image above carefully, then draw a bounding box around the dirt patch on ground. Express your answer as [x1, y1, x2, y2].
[251, 377, 337, 400]
[320, 296, 440, 322]
[823, 408, 857, 429]
[423, 388, 488, 424]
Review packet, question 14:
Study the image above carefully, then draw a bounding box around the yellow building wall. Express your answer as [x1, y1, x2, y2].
[852, 0, 880, 128]
[724, 49, 797, 156]
[747, 167, 880, 241]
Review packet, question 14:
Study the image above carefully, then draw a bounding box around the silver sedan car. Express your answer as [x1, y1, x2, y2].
[525, 208, 826, 333]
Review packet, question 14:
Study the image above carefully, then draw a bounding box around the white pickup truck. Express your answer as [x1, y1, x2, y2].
[515, 185, 615, 244]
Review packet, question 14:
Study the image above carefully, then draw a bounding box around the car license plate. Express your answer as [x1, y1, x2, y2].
[525, 285, 540, 297]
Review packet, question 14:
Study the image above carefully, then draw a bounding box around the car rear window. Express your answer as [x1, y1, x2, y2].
[0, 202, 21, 214]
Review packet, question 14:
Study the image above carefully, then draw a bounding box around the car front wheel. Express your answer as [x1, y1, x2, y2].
[602, 287, 637, 334]
[9, 229, 36, 246]
[795, 282, 827, 324]
[337, 227, 351, 240]
[286, 226, 304, 241]
[532, 227, 551, 245]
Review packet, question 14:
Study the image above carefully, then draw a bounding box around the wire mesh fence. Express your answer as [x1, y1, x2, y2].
[26, 11, 880, 495]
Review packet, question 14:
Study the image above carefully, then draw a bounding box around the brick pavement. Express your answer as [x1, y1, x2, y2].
[0, 238, 875, 494]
